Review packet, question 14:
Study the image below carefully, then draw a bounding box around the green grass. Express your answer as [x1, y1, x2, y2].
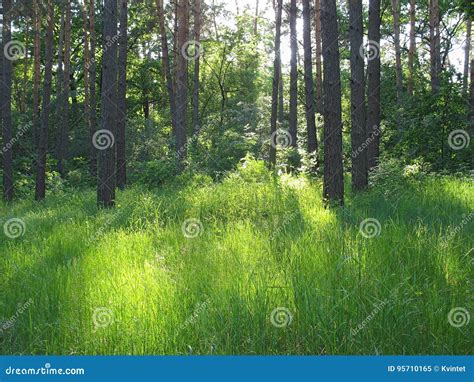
[1, 162, 473, 355]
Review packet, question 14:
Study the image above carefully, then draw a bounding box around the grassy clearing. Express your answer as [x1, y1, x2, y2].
[0, 162, 472, 355]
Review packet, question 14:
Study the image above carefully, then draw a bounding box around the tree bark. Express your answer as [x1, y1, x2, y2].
[175, 0, 189, 164]
[430, 0, 441, 93]
[89, 0, 97, 176]
[349, 0, 368, 191]
[156, 0, 177, 135]
[321, 0, 344, 205]
[35, 0, 54, 200]
[33, 0, 41, 148]
[407, 0, 416, 95]
[288, 0, 298, 149]
[302, 0, 317, 156]
[57, 1, 71, 177]
[192, 0, 201, 134]
[463, 17, 471, 95]
[1, 0, 13, 201]
[392, 0, 402, 103]
[97, 0, 118, 208]
[116, 0, 128, 190]
[269, 0, 283, 166]
[314, 0, 323, 114]
[367, 0, 381, 169]
[82, 1, 91, 177]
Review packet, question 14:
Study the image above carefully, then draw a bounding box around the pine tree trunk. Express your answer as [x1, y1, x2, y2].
[321, 0, 344, 205]
[82, 2, 91, 176]
[392, 0, 402, 103]
[278, 71, 284, 123]
[303, 0, 318, 159]
[367, 0, 381, 169]
[192, 0, 201, 134]
[430, 0, 441, 93]
[57, 0, 71, 177]
[407, 0, 416, 95]
[35, 0, 54, 201]
[463, 17, 471, 95]
[33, 0, 41, 148]
[97, 0, 118, 208]
[1, 0, 13, 201]
[116, 0, 128, 190]
[314, 0, 323, 114]
[349, 0, 368, 191]
[269, 0, 283, 166]
[89, 0, 97, 176]
[175, 0, 189, 164]
[288, 0, 298, 149]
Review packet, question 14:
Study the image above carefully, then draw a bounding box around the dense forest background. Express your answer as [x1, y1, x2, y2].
[0, 0, 472, 204]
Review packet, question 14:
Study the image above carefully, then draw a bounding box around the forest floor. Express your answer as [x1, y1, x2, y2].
[1, 161, 473, 355]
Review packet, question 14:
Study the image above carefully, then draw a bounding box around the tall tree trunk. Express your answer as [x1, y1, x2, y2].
[288, 0, 298, 149]
[302, 0, 317, 157]
[407, 0, 416, 95]
[463, 17, 471, 95]
[57, 0, 71, 177]
[35, 0, 54, 201]
[269, 0, 283, 166]
[278, 70, 284, 123]
[116, 0, 128, 190]
[192, 0, 201, 134]
[82, 2, 91, 177]
[430, 0, 441, 93]
[97, 0, 118, 208]
[314, 0, 323, 114]
[392, 0, 402, 103]
[367, 0, 381, 169]
[321, 0, 344, 205]
[1, 0, 13, 201]
[175, 0, 189, 164]
[349, 0, 368, 191]
[55, 4, 65, 175]
[33, 0, 41, 148]
[156, 0, 177, 135]
[89, 0, 97, 176]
